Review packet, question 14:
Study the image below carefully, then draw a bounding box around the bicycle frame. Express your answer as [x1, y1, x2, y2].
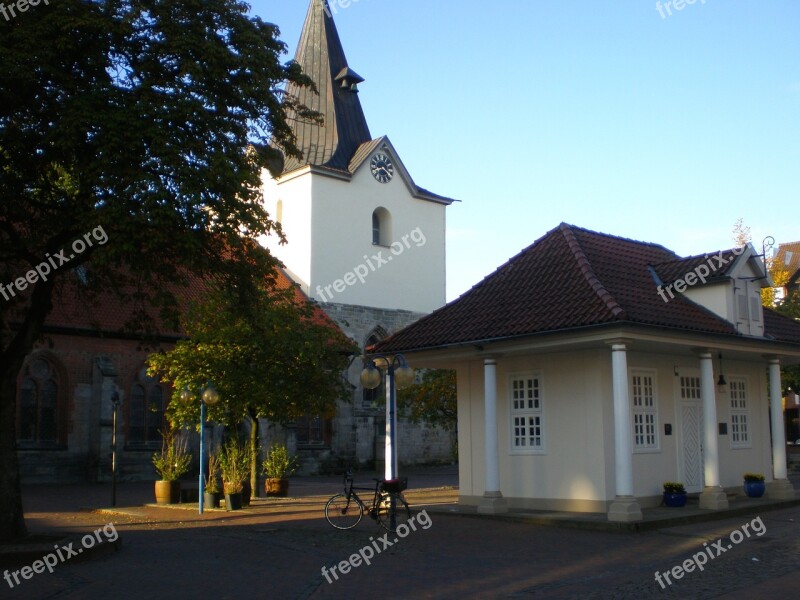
[342, 471, 385, 516]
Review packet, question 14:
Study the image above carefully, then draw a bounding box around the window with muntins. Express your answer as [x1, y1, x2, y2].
[510, 374, 544, 453]
[729, 377, 750, 448]
[631, 370, 659, 451]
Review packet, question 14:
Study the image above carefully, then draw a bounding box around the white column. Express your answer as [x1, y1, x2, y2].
[478, 358, 507, 514]
[698, 351, 728, 509]
[767, 358, 795, 499]
[607, 343, 642, 522]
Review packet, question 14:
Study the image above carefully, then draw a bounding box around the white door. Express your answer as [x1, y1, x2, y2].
[678, 375, 704, 493]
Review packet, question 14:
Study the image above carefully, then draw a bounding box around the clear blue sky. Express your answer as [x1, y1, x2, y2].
[249, 0, 800, 301]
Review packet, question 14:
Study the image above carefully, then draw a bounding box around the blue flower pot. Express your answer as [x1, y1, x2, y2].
[663, 492, 687, 507]
[744, 481, 765, 498]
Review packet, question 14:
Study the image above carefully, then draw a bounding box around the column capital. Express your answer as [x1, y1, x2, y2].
[763, 355, 781, 366]
[605, 338, 633, 351]
[691, 347, 714, 358]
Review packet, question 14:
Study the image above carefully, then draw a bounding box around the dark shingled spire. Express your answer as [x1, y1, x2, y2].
[282, 0, 372, 174]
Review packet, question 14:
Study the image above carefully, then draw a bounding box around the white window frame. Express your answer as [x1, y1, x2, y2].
[630, 369, 660, 453]
[729, 376, 751, 449]
[508, 372, 546, 455]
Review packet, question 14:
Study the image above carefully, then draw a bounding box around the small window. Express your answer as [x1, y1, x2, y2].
[296, 414, 331, 446]
[631, 370, 659, 451]
[509, 374, 545, 453]
[371, 208, 391, 246]
[729, 377, 751, 448]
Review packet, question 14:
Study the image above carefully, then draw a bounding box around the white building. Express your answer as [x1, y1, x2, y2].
[375, 223, 800, 521]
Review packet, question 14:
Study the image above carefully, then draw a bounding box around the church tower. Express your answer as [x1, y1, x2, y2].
[261, 0, 455, 314]
[260, 0, 457, 470]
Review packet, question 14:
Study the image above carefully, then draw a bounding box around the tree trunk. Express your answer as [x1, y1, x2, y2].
[0, 363, 26, 542]
[247, 410, 260, 499]
[0, 276, 55, 542]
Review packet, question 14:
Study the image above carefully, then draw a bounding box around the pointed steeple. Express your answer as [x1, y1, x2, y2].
[282, 0, 372, 174]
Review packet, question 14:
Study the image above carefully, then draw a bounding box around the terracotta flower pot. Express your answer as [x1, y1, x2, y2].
[155, 480, 181, 504]
[265, 478, 289, 497]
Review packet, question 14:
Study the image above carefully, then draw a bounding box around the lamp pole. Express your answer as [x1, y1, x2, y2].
[360, 354, 415, 480]
[110, 388, 121, 507]
[181, 384, 220, 515]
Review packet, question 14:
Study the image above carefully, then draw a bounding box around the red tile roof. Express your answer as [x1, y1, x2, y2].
[375, 223, 800, 353]
[43, 266, 339, 340]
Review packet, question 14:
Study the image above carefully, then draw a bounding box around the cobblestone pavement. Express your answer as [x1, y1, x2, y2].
[5, 468, 800, 599]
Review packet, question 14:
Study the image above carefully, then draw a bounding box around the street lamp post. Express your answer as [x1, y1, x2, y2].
[181, 383, 220, 514]
[360, 354, 415, 480]
[110, 388, 121, 507]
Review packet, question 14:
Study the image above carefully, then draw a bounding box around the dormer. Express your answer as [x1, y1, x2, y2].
[652, 244, 772, 337]
[335, 67, 364, 93]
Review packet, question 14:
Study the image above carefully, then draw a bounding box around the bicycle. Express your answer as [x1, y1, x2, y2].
[324, 469, 411, 532]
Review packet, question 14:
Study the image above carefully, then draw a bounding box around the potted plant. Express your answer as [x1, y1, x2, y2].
[743, 473, 766, 498]
[662, 482, 687, 507]
[262, 442, 298, 497]
[152, 429, 192, 504]
[219, 438, 249, 510]
[203, 446, 222, 509]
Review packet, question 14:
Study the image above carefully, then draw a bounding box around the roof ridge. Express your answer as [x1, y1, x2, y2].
[559, 223, 627, 319]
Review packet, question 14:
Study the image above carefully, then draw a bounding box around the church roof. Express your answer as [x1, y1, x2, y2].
[281, 0, 372, 174]
[374, 223, 800, 353]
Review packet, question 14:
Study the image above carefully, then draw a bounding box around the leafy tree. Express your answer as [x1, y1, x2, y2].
[397, 369, 458, 461]
[0, 0, 318, 541]
[147, 277, 356, 497]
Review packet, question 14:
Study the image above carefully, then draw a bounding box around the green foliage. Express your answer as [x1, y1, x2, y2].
[219, 438, 250, 494]
[662, 482, 686, 494]
[152, 429, 192, 481]
[147, 279, 356, 429]
[0, 0, 319, 541]
[205, 446, 222, 494]
[262, 443, 298, 479]
[743, 473, 765, 482]
[397, 369, 457, 431]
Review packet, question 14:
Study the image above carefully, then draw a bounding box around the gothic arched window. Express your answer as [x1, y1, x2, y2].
[17, 356, 62, 447]
[127, 367, 165, 446]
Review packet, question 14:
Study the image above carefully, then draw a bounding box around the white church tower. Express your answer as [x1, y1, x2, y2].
[260, 0, 457, 470]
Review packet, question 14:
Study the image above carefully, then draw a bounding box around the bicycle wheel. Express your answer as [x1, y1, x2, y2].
[376, 492, 411, 533]
[325, 494, 363, 529]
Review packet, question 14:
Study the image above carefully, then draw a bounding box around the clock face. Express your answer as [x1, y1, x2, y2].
[370, 153, 394, 183]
